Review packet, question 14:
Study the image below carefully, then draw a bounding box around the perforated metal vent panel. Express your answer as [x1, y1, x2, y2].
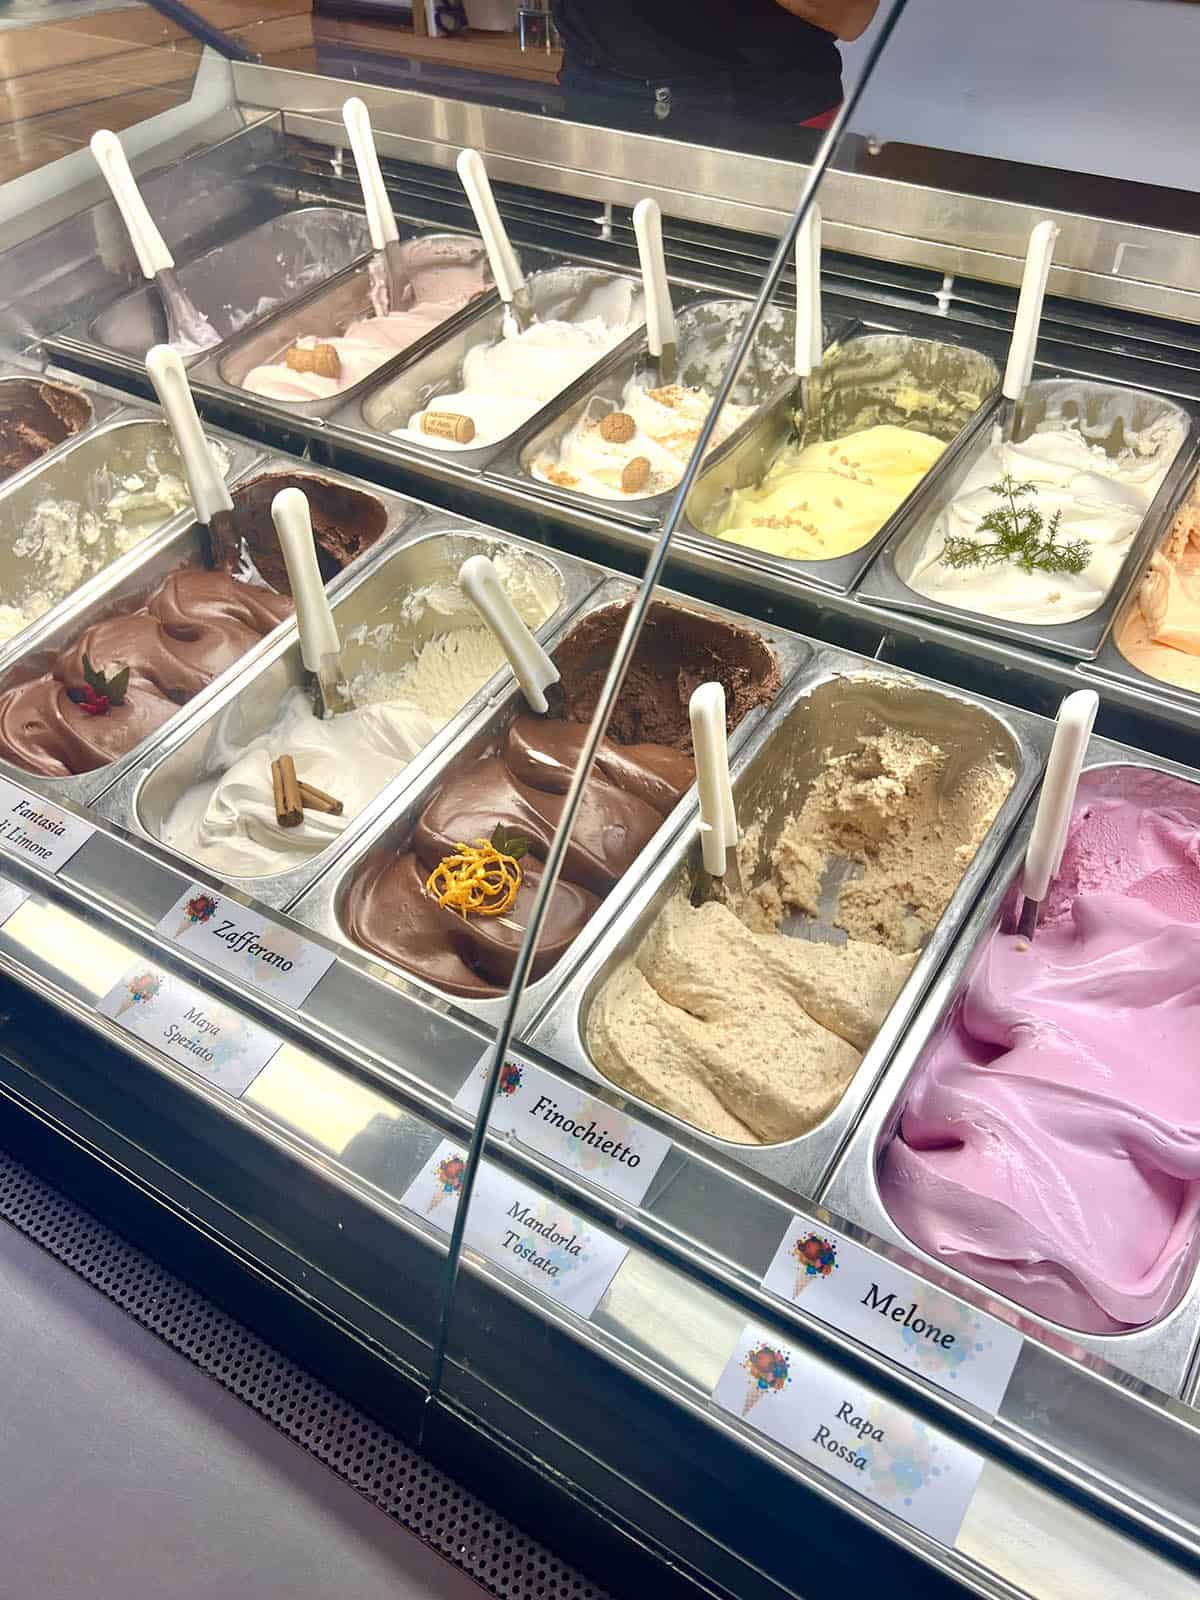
[0, 1149, 611, 1600]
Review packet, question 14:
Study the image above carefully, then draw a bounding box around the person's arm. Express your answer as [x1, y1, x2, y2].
[772, 0, 880, 42]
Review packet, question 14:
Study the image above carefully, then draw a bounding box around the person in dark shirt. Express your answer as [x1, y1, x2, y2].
[552, 0, 880, 148]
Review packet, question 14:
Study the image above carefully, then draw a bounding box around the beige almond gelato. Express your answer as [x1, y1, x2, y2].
[588, 729, 1012, 1145]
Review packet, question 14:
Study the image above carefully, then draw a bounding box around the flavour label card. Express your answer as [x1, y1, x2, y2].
[402, 1138, 628, 1319]
[762, 1218, 1022, 1415]
[97, 965, 282, 1098]
[0, 777, 92, 874]
[455, 1052, 671, 1207]
[157, 884, 335, 1010]
[714, 1320, 984, 1548]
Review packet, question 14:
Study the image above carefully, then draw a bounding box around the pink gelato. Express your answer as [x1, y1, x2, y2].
[879, 765, 1200, 1336]
[242, 235, 491, 402]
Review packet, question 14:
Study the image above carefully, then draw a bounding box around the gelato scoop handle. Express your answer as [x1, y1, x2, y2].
[794, 203, 823, 380]
[342, 97, 400, 251]
[272, 488, 348, 718]
[456, 149, 525, 310]
[1003, 219, 1060, 430]
[689, 682, 739, 881]
[1018, 687, 1098, 934]
[90, 129, 173, 279]
[633, 198, 677, 380]
[145, 345, 233, 530]
[459, 554, 558, 715]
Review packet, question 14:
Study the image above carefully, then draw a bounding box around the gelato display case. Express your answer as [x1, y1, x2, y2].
[2, 47, 1200, 1600]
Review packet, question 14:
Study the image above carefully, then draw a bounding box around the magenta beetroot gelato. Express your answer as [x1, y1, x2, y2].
[879, 764, 1200, 1335]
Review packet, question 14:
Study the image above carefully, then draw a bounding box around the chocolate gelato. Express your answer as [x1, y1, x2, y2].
[212, 471, 388, 591]
[0, 380, 92, 484]
[0, 568, 290, 777]
[553, 599, 780, 748]
[340, 599, 780, 997]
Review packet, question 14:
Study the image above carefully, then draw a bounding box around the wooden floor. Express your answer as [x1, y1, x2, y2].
[0, 2, 561, 184]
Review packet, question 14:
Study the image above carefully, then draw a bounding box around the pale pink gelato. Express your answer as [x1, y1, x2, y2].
[242, 235, 490, 402]
[879, 765, 1200, 1335]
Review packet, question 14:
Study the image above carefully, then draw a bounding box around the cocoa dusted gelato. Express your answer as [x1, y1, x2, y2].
[0, 568, 290, 777]
[0, 379, 92, 483]
[211, 471, 388, 592]
[341, 599, 780, 997]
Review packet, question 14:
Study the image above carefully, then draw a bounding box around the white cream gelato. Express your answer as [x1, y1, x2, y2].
[532, 379, 753, 501]
[901, 413, 1185, 625]
[395, 277, 642, 453]
[160, 546, 561, 878]
[0, 440, 230, 645]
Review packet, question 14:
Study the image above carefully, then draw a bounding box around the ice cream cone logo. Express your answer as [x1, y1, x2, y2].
[498, 1061, 523, 1097]
[114, 971, 162, 1018]
[790, 1232, 838, 1298]
[741, 1343, 790, 1417]
[427, 1153, 466, 1214]
[176, 892, 218, 938]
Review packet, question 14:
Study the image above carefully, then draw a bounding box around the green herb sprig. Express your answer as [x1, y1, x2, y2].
[940, 475, 1091, 577]
[490, 823, 530, 861]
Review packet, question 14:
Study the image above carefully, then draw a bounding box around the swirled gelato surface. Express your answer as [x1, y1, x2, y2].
[340, 599, 779, 996]
[1116, 480, 1200, 691]
[879, 770, 1200, 1334]
[160, 547, 560, 878]
[0, 569, 290, 777]
[241, 237, 491, 402]
[395, 276, 642, 452]
[902, 410, 1186, 625]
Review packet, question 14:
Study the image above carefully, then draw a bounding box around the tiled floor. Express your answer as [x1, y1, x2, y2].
[0, 2, 311, 181]
[0, 2, 562, 185]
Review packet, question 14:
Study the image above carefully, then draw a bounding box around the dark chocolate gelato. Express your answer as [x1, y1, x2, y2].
[0, 568, 291, 777]
[340, 598, 780, 997]
[0, 380, 92, 484]
[213, 471, 388, 591]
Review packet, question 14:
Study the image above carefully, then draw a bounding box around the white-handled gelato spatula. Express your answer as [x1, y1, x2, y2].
[633, 198, 677, 386]
[456, 149, 528, 334]
[272, 487, 352, 720]
[341, 97, 409, 313]
[1002, 218, 1059, 442]
[689, 681, 742, 903]
[459, 554, 559, 714]
[1015, 687, 1098, 938]
[145, 343, 232, 570]
[794, 204, 823, 442]
[91, 129, 219, 355]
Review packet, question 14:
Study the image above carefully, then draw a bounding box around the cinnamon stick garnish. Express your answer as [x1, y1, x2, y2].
[299, 780, 344, 816]
[271, 755, 303, 827]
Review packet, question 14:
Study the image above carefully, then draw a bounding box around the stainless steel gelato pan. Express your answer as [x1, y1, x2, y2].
[190, 231, 499, 422]
[0, 372, 103, 488]
[860, 378, 1197, 660]
[486, 299, 850, 530]
[94, 525, 599, 911]
[341, 263, 646, 474]
[0, 415, 249, 665]
[822, 752, 1200, 1398]
[527, 657, 1044, 1201]
[0, 459, 406, 808]
[679, 330, 1001, 597]
[287, 578, 806, 1027]
[87, 206, 372, 362]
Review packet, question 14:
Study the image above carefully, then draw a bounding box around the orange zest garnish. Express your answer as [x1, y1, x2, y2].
[425, 839, 523, 919]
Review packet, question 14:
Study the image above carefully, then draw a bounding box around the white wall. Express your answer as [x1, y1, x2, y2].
[841, 0, 1200, 191]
